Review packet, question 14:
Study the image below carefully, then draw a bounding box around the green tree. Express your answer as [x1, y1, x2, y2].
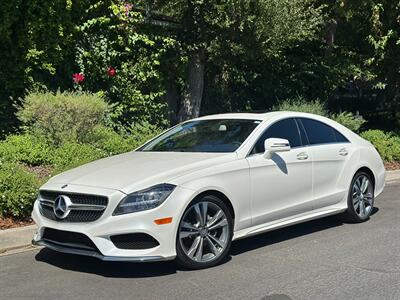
[367, 1, 400, 125]
[319, 0, 400, 129]
[149, 0, 332, 120]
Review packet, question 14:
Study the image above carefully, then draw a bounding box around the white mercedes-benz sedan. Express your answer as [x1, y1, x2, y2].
[32, 111, 385, 269]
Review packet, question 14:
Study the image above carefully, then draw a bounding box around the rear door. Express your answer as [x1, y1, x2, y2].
[297, 117, 352, 209]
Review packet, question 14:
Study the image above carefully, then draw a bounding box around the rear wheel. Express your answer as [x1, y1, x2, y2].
[175, 195, 233, 269]
[343, 172, 374, 222]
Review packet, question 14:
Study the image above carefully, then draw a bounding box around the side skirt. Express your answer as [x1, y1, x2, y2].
[232, 206, 347, 241]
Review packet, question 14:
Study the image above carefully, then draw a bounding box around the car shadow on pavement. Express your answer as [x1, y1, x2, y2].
[230, 207, 379, 256]
[35, 208, 379, 278]
[35, 248, 181, 278]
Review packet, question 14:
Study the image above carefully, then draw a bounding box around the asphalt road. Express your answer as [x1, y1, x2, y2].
[1, 182, 399, 300]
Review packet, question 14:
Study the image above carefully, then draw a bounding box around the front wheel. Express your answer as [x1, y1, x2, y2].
[343, 171, 374, 222]
[175, 195, 233, 269]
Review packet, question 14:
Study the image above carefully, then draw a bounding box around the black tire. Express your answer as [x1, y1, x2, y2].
[175, 195, 233, 269]
[342, 171, 374, 223]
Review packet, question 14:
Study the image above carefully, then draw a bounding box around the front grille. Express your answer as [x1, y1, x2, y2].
[42, 227, 99, 252]
[110, 233, 160, 250]
[39, 190, 108, 223]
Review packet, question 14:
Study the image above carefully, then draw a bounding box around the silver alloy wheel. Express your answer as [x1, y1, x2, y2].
[179, 201, 229, 263]
[352, 174, 373, 218]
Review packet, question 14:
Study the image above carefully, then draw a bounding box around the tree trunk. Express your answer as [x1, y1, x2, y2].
[165, 81, 179, 125]
[325, 18, 337, 55]
[325, 18, 337, 45]
[178, 48, 205, 122]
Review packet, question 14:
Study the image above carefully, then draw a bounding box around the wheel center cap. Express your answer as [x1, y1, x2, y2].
[360, 193, 364, 200]
[200, 228, 208, 237]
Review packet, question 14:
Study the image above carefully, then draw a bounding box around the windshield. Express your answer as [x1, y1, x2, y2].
[140, 119, 261, 153]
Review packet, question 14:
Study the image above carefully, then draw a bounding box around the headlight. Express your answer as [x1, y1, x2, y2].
[113, 184, 176, 215]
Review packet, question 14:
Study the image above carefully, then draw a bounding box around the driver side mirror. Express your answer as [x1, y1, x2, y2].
[263, 138, 291, 159]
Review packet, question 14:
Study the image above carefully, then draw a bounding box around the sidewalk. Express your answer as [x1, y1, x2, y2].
[1, 169, 400, 255]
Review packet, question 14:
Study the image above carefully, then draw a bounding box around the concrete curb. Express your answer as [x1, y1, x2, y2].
[386, 170, 400, 183]
[0, 224, 37, 254]
[1, 169, 400, 255]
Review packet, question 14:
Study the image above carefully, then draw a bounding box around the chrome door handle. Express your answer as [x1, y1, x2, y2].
[297, 152, 309, 160]
[339, 148, 348, 156]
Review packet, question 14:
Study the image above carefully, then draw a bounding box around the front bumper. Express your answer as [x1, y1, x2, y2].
[32, 239, 167, 262]
[32, 183, 195, 262]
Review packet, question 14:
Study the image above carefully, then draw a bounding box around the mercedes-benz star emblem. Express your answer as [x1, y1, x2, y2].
[53, 195, 72, 219]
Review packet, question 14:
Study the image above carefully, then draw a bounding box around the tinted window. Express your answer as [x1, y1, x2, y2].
[297, 118, 309, 145]
[140, 119, 260, 153]
[334, 129, 349, 143]
[252, 118, 302, 153]
[299, 118, 341, 145]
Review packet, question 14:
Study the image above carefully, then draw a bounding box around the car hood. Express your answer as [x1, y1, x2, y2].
[46, 151, 236, 194]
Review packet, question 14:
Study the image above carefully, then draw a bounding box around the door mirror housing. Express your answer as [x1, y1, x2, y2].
[263, 138, 291, 159]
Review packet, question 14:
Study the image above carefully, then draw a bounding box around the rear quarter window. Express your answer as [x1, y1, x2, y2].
[334, 130, 349, 143]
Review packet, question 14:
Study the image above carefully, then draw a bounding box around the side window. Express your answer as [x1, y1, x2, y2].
[296, 118, 309, 146]
[252, 118, 302, 154]
[334, 129, 349, 143]
[299, 118, 348, 145]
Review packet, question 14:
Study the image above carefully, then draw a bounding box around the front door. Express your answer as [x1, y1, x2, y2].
[246, 118, 313, 226]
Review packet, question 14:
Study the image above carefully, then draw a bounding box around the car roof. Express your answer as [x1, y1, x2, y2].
[193, 111, 328, 121]
[193, 111, 286, 121]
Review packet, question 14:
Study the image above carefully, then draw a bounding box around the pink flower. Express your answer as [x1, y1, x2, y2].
[124, 3, 133, 16]
[72, 73, 85, 84]
[107, 66, 117, 77]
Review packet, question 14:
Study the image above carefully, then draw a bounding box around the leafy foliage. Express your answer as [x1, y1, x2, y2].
[0, 90, 164, 218]
[366, 1, 400, 117]
[0, 0, 92, 131]
[153, 0, 331, 114]
[17, 91, 109, 145]
[84, 123, 162, 156]
[331, 112, 366, 133]
[1, 0, 400, 131]
[273, 97, 328, 116]
[50, 142, 106, 173]
[274, 96, 367, 132]
[0, 162, 41, 218]
[74, 1, 174, 127]
[0, 134, 53, 166]
[361, 130, 400, 162]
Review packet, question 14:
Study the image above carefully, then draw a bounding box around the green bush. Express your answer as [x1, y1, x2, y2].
[0, 134, 53, 166]
[0, 162, 41, 218]
[84, 126, 133, 156]
[125, 122, 163, 148]
[50, 142, 107, 174]
[331, 112, 366, 132]
[274, 97, 367, 132]
[273, 97, 328, 116]
[84, 122, 162, 156]
[0, 90, 163, 220]
[361, 130, 400, 162]
[391, 135, 400, 161]
[17, 91, 110, 145]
